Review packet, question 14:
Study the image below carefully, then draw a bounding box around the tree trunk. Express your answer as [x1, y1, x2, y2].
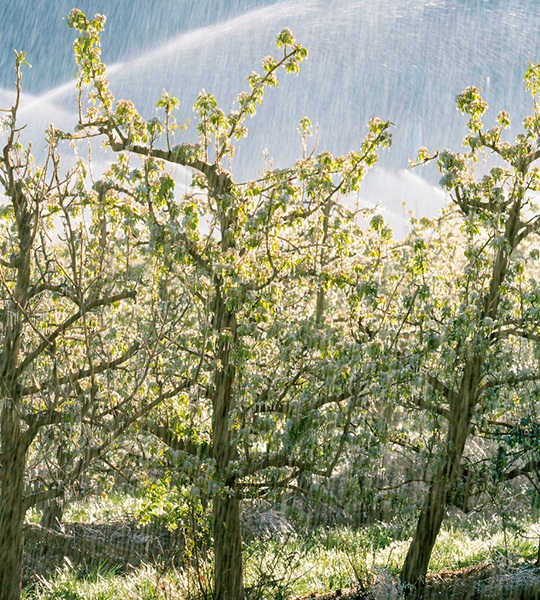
[0, 408, 27, 600]
[213, 492, 243, 600]
[40, 497, 64, 530]
[0, 180, 32, 600]
[400, 365, 479, 598]
[399, 142, 522, 600]
[399, 466, 449, 598]
[211, 291, 244, 600]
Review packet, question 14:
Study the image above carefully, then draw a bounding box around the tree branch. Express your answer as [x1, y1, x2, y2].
[479, 371, 540, 395]
[22, 379, 193, 511]
[422, 372, 457, 405]
[20, 341, 140, 397]
[142, 421, 211, 458]
[500, 459, 540, 482]
[240, 453, 328, 478]
[17, 289, 136, 376]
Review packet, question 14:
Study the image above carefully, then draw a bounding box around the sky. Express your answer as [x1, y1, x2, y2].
[2, 0, 539, 233]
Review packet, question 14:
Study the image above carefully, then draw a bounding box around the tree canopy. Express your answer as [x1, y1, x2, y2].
[0, 9, 539, 600]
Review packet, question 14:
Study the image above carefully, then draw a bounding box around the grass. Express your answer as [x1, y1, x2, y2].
[430, 521, 539, 571]
[242, 525, 408, 597]
[23, 564, 181, 600]
[25, 492, 146, 526]
[23, 496, 540, 600]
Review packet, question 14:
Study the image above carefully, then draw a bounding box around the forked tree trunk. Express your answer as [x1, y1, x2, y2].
[0, 408, 27, 600]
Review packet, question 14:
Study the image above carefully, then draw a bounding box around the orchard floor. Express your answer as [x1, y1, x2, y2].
[23, 520, 185, 586]
[301, 563, 540, 599]
[23, 520, 540, 599]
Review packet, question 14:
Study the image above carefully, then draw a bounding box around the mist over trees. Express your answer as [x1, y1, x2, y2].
[1, 9, 540, 600]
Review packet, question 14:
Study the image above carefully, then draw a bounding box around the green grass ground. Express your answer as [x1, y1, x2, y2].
[22, 496, 540, 600]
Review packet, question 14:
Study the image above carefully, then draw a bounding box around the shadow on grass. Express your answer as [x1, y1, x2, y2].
[23, 519, 185, 587]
